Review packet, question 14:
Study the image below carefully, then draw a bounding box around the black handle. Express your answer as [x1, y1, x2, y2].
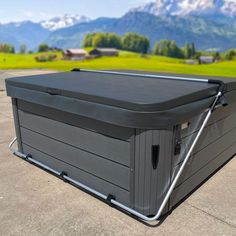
[46, 88, 61, 95]
[152, 145, 160, 170]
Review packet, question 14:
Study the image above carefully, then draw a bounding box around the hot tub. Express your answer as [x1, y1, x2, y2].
[6, 69, 236, 221]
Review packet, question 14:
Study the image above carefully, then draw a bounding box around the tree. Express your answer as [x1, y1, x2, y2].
[224, 49, 235, 61]
[19, 44, 27, 54]
[83, 32, 147, 51]
[191, 43, 196, 57]
[81, 32, 123, 49]
[213, 51, 221, 61]
[153, 42, 159, 55]
[153, 40, 184, 58]
[38, 44, 49, 52]
[88, 32, 122, 49]
[183, 43, 192, 59]
[183, 43, 196, 59]
[83, 33, 96, 47]
[10, 45, 15, 53]
[122, 33, 150, 54]
[0, 43, 15, 53]
[154, 40, 171, 57]
[169, 41, 184, 58]
[107, 33, 122, 49]
[193, 51, 202, 60]
[92, 33, 107, 47]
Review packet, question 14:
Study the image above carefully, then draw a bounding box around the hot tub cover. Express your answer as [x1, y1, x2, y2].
[5, 70, 236, 129]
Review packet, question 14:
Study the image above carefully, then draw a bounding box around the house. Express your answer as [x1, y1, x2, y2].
[199, 56, 215, 64]
[89, 48, 119, 57]
[185, 59, 198, 65]
[63, 49, 87, 60]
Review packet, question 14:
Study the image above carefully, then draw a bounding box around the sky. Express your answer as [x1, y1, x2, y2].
[0, 0, 150, 23]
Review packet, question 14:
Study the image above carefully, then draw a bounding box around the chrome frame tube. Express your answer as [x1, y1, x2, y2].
[79, 69, 209, 83]
[9, 137, 27, 159]
[8, 91, 222, 222]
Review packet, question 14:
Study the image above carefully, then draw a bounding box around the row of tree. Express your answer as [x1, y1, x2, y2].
[83, 32, 150, 54]
[0, 43, 15, 53]
[153, 40, 197, 59]
[83, 33, 199, 59]
[0, 43, 29, 54]
[0, 43, 51, 54]
[224, 49, 236, 60]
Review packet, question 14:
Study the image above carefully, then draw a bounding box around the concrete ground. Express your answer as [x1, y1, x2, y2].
[0, 69, 57, 91]
[0, 70, 236, 236]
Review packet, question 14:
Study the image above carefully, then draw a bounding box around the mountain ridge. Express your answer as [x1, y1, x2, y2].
[132, 0, 236, 18]
[45, 11, 236, 51]
[40, 14, 91, 31]
[0, 14, 90, 51]
[0, 21, 50, 50]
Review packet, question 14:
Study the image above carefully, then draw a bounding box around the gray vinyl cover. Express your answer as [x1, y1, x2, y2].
[5, 71, 236, 129]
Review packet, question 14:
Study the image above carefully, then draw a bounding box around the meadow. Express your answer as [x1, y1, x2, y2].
[1, 51, 236, 78]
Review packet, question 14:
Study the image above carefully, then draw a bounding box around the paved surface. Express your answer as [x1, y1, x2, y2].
[0, 69, 57, 90]
[0, 70, 236, 235]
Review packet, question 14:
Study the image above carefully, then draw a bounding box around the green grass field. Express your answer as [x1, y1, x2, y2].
[1, 51, 236, 78]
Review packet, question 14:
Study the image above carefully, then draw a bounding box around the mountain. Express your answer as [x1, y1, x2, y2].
[41, 14, 90, 31]
[0, 21, 50, 51]
[132, 0, 236, 19]
[44, 17, 117, 49]
[0, 14, 90, 51]
[45, 11, 236, 51]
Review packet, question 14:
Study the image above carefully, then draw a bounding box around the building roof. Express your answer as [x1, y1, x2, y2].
[200, 56, 214, 60]
[64, 49, 87, 55]
[96, 48, 118, 52]
[90, 48, 119, 53]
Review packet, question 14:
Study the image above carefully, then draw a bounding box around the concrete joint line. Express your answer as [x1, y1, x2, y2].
[186, 202, 236, 228]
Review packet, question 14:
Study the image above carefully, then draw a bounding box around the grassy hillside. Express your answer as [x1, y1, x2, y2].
[0, 51, 236, 78]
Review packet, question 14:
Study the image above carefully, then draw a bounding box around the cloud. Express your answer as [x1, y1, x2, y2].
[22, 10, 53, 21]
[39, 12, 54, 20]
[24, 10, 34, 18]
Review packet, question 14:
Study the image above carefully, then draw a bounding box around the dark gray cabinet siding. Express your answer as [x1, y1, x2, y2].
[13, 98, 236, 216]
[16, 99, 134, 206]
[23, 144, 130, 204]
[170, 142, 236, 208]
[131, 102, 236, 215]
[18, 110, 131, 167]
[17, 99, 134, 141]
[133, 129, 173, 216]
[169, 102, 236, 209]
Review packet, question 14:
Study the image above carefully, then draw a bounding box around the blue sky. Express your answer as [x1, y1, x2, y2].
[0, 0, 149, 23]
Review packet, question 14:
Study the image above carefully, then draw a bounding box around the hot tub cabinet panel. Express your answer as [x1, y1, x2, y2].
[132, 129, 173, 216]
[6, 70, 236, 220]
[16, 101, 133, 205]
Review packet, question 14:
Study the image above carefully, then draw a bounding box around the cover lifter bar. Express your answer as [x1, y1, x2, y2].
[74, 68, 209, 83]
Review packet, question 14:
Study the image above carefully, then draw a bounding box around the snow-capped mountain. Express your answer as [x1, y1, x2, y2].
[41, 14, 90, 31]
[132, 0, 236, 18]
[222, 0, 236, 16]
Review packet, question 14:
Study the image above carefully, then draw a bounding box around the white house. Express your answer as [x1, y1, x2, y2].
[199, 56, 214, 64]
[63, 49, 87, 60]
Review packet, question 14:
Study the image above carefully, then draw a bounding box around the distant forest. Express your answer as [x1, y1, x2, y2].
[82, 32, 236, 61]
